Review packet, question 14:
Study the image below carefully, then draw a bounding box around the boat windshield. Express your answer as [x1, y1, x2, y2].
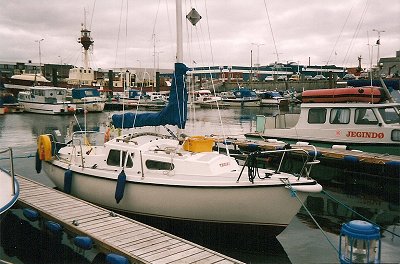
[378, 107, 400, 124]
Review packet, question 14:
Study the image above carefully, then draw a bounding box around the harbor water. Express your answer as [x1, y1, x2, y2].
[0, 106, 399, 263]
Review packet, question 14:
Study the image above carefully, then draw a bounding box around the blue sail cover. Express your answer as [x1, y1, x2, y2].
[112, 63, 189, 129]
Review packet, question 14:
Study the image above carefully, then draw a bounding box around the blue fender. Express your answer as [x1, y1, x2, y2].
[45, 221, 63, 235]
[106, 253, 129, 264]
[35, 151, 42, 173]
[23, 208, 39, 222]
[64, 169, 73, 194]
[115, 170, 126, 204]
[74, 236, 93, 250]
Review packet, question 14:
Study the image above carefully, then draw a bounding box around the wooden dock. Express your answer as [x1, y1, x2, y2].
[15, 175, 244, 264]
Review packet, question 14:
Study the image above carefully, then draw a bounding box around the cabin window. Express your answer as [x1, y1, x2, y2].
[107, 149, 121, 166]
[330, 108, 350, 124]
[122, 151, 134, 168]
[308, 108, 327, 124]
[378, 107, 400, 124]
[107, 149, 134, 168]
[146, 160, 174, 171]
[355, 108, 378, 125]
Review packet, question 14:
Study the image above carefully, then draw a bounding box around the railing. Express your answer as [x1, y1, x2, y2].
[0, 147, 16, 195]
[237, 147, 319, 183]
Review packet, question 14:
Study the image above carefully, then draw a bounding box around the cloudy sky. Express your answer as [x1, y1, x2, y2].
[0, 0, 398, 70]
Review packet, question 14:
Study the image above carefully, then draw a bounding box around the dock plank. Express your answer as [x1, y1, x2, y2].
[15, 175, 243, 264]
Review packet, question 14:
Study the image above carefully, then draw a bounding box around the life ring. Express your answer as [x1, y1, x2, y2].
[37, 134, 53, 161]
[104, 127, 111, 143]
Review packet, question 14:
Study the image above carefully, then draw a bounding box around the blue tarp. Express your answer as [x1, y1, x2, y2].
[347, 79, 400, 92]
[71, 88, 100, 99]
[112, 63, 189, 129]
[233, 88, 257, 98]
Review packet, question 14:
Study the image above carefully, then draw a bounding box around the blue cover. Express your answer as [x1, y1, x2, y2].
[71, 88, 100, 99]
[112, 63, 189, 129]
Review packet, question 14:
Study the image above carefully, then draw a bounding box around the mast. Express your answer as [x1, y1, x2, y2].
[176, 0, 183, 63]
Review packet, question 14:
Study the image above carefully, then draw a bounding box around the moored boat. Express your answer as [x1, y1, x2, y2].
[70, 87, 105, 112]
[0, 148, 19, 219]
[18, 86, 77, 115]
[221, 87, 261, 107]
[246, 87, 400, 155]
[258, 90, 289, 107]
[38, 63, 322, 236]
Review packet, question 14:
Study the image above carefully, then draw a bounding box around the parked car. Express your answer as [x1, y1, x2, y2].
[342, 73, 356, 80]
[304, 75, 313, 81]
[264, 75, 274, 82]
[277, 75, 287, 81]
[289, 74, 300, 81]
[313, 75, 326, 80]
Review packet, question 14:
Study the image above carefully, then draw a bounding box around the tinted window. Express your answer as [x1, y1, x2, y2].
[330, 108, 350, 124]
[378, 107, 400, 124]
[107, 149, 120, 166]
[146, 160, 174, 170]
[308, 108, 327, 124]
[355, 108, 378, 125]
[122, 151, 134, 168]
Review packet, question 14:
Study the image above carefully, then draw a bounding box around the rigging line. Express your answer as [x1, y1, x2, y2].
[114, 0, 124, 68]
[152, 0, 162, 38]
[283, 180, 339, 254]
[204, 0, 230, 157]
[263, 0, 280, 62]
[124, 0, 129, 68]
[326, 5, 353, 65]
[342, 0, 370, 67]
[89, 0, 97, 30]
[164, 0, 175, 62]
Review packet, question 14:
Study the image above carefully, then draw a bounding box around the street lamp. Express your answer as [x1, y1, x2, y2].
[372, 29, 385, 66]
[35, 38, 44, 74]
[251, 42, 264, 67]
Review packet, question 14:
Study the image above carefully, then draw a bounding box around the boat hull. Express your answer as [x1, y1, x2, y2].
[221, 99, 260, 107]
[19, 101, 74, 115]
[0, 168, 19, 217]
[43, 161, 309, 229]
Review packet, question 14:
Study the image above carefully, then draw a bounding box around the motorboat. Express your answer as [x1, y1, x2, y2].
[0, 148, 19, 219]
[246, 87, 400, 155]
[70, 88, 105, 112]
[257, 90, 289, 107]
[18, 86, 77, 115]
[191, 89, 229, 108]
[221, 87, 261, 107]
[38, 63, 322, 236]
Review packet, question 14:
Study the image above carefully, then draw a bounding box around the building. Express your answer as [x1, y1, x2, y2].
[379, 50, 400, 77]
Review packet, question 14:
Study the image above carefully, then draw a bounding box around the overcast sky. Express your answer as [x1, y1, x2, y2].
[0, 0, 398, 71]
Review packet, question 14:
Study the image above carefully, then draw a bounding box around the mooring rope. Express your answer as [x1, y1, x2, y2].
[321, 189, 400, 238]
[282, 179, 339, 254]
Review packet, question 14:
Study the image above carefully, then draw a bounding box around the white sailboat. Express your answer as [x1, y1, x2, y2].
[38, 0, 322, 236]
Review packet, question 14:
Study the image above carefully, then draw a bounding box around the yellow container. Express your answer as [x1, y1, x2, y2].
[183, 136, 214, 152]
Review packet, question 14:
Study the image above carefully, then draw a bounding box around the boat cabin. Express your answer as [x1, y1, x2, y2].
[18, 86, 69, 104]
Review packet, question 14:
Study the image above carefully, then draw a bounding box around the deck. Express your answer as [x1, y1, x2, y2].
[15, 175, 244, 264]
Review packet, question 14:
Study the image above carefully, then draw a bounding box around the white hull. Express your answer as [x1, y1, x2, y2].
[0, 168, 19, 216]
[73, 101, 105, 112]
[43, 161, 309, 227]
[19, 101, 73, 115]
[221, 99, 260, 107]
